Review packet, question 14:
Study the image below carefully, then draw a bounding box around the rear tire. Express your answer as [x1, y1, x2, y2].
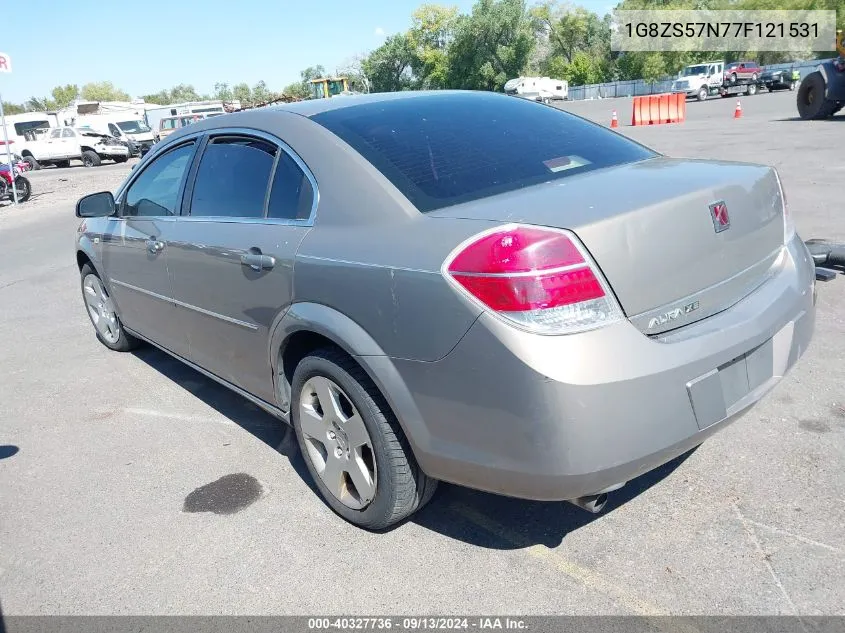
[22, 155, 39, 170]
[747, 83, 758, 96]
[55, 160, 71, 168]
[291, 348, 437, 529]
[113, 155, 128, 163]
[80, 263, 140, 352]
[81, 151, 101, 168]
[797, 72, 838, 120]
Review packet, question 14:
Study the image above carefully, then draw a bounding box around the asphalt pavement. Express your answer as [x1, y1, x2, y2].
[0, 90, 843, 616]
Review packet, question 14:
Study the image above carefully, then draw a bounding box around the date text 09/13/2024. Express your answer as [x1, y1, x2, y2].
[308, 618, 528, 630]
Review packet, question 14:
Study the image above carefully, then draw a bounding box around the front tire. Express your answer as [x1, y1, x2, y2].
[797, 72, 838, 120]
[697, 87, 708, 101]
[80, 264, 139, 352]
[12, 176, 31, 202]
[81, 151, 101, 168]
[22, 155, 39, 170]
[291, 348, 437, 529]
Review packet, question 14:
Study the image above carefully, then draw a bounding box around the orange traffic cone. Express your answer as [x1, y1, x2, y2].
[734, 100, 742, 118]
[610, 110, 618, 128]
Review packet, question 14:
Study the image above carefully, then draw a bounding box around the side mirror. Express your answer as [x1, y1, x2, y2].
[76, 191, 116, 218]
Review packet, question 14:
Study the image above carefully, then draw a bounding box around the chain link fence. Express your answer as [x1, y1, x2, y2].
[566, 60, 823, 100]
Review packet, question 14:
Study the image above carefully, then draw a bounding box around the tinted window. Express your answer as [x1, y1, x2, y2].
[312, 93, 656, 213]
[190, 136, 276, 218]
[267, 151, 315, 220]
[108, 123, 121, 136]
[14, 121, 49, 135]
[123, 143, 195, 217]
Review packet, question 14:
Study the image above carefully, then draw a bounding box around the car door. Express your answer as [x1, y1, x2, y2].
[165, 131, 316, 403]
[100, 139, 199, 358]
[43, 128, 63, 159]
[59, 128, 79, 158]
[108, 122, 124, 141]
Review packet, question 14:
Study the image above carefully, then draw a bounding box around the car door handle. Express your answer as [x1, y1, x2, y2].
[145, 238, 165, 254]
[240, 250, 275, 271]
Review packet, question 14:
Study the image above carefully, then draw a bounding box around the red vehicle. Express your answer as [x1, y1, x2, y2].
[0, 161, 32, 203]
[724, 61, 761, 84]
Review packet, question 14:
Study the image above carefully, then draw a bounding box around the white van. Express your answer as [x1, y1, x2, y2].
[72, 114, 156, 156]
[1, 112, 59, 144]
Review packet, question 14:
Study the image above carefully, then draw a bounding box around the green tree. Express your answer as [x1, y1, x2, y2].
[232, 82, 252, 105]
[213, 82, 233, 102]
[1, 101, 25, 115]
[51, 84, 79, 108]
[251, 80, 273, 104]
[446, 0, 535, 91]
[409, 4, 459, 88]
[640, 52, 668, 82]
[80, 81, 130, 102]
[25, 96, 56, 111]
[363, 34, 417, 92]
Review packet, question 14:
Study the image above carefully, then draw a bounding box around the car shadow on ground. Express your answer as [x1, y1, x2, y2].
[132, 345, 694, 549]
[775, 116, 845, 122]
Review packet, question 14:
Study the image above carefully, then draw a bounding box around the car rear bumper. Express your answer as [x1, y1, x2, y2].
[391, 235, 816, 501]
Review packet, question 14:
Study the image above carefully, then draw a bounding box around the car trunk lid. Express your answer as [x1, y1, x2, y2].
[428, 157, 785, 335]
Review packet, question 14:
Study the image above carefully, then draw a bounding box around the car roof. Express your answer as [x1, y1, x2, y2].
[268, 89, 482, 118]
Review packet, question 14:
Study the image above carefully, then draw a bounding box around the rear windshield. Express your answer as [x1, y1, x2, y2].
[311, 93, 656, 213]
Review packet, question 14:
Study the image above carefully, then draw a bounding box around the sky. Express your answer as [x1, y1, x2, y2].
[1, 0, 615, 104]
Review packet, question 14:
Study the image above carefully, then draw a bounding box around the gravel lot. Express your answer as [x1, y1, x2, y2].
[1, 90, 843, 617]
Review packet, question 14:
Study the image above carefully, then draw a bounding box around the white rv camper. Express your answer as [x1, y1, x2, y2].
[504, 77, 569, 103]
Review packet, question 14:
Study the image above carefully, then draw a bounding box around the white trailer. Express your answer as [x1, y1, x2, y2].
[143, 100, 234, 135]
[504, 77, 569, 103]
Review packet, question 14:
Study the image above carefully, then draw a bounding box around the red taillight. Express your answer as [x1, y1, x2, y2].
[444, 224, 622, 334]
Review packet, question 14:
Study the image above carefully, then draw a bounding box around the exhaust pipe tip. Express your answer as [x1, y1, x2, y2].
[568, 493, 608, 514]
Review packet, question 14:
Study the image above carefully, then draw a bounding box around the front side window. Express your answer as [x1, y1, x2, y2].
[62, 128, 76, 138]
[123, 143, 195, 217]
[108, 124, 121, 137]
[189, 136, 276, 219]
[50, 129, 62, 139]
[312, 93, 656, 213]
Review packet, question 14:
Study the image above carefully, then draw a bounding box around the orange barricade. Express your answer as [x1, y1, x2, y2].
[668, 93, 678, 123]
[632, 93, 686, 126]
[659, 94, 670, 123]
[647, 95, 659, 125]
[631, 97, 642, 126]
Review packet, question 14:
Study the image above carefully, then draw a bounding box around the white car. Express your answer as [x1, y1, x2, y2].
[19, 126, 129, 169]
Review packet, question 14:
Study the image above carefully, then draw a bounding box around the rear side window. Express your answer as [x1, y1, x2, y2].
[267, 151, 314, 220]
[189, 136, 276, 218]
[311, 93, 656, 213]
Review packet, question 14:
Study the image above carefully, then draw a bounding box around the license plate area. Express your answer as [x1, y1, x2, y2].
[686, 337, 776, 430]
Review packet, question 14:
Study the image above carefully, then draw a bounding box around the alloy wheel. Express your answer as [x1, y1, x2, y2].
[83, 275, 120, 344]
[298, 376, 377, 510]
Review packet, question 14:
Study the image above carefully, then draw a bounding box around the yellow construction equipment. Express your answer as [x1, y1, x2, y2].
[309, 77, 350, 99]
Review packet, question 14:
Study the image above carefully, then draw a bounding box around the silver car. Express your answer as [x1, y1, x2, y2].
[75, 91, 816, 529]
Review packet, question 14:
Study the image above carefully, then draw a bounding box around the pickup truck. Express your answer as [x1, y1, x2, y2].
[18, 127, 130, 170]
